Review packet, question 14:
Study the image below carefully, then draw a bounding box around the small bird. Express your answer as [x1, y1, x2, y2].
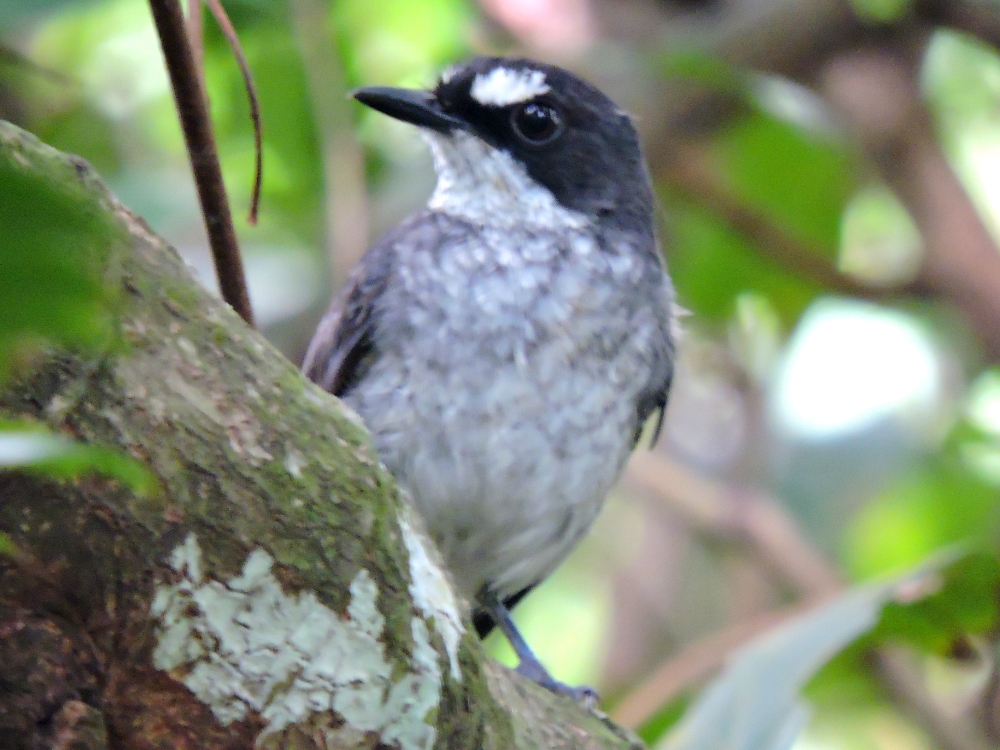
[304, 56, 676, 700]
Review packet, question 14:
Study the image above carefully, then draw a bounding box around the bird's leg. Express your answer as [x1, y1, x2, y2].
[480, 591, 599, 706]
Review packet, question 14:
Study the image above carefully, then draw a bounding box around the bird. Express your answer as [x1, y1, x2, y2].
[303, 56, 676, 701]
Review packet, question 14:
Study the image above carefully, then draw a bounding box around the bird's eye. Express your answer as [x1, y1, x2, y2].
[511, 102, 562, 144]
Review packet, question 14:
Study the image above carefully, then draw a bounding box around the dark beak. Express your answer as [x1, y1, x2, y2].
[352, 86, 463, 133]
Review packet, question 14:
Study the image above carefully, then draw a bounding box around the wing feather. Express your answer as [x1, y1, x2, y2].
[302, 219, 406, 396]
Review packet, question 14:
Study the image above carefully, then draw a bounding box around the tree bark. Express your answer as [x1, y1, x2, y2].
[0, 120, 643, 750]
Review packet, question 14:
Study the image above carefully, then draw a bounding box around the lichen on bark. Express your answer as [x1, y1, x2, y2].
[0, 120, 643, 750]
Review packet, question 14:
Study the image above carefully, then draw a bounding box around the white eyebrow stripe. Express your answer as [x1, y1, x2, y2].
[470, 67, 550, 106]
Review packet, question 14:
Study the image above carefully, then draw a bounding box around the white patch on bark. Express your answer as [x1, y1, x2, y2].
[283, 444, 306, 478]
[398, 506, 465, 681]
[151, 534, 444, 749]
[470, 67, 550, 106]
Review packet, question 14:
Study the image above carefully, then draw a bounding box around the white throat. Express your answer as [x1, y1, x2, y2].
[422, 130, 586, 231]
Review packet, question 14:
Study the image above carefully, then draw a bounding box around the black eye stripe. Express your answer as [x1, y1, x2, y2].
[511, 102, 563, 144]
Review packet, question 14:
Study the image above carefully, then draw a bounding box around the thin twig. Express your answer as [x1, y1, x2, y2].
[204, 0, 263, 224]
[626, 451, 844, 598]
[147, 0, 254, 326]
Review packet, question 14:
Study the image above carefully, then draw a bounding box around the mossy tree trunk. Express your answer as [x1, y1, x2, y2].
[0, 121, 643, 750]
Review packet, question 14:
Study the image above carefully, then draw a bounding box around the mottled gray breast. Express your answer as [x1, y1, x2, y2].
[306, 208, 674, 599]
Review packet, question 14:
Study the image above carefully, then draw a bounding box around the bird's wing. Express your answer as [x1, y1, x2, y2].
[634, 263, 678, 449]
[302, 219, 404, 396]
[636, 369, 672, 448]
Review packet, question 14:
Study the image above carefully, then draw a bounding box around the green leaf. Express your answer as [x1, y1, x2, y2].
[335, 0, 474, 87]
[871, 552, 1000, 652]
[0, 0, 101, 28]
[0, 420, 158, 495]
[660, 560, 949, 750]
[0, 530, 18, 557]
[636, 692, 691, 746]
[843, 460, 998, 579]
[665, 197, 823, 325]
[711, 110, 856, 252]
[848, 0, 912, 23]
[656, 48, 747, 94]
[0, 123, 122, 382]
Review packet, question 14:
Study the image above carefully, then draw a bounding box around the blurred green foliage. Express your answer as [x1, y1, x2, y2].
[847, 0, 912, 23]
[0, 120, 155, 491]
[0, 127, 119, 377]
[666, 198, 823, 325]
[0, 419, 158, 494]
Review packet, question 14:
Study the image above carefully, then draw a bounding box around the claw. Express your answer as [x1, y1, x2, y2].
[481, 591, 601, 707]
[518, 664, 600, 706]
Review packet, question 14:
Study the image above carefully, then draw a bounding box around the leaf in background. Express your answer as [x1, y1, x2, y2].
[0, 421, 157, 495]
[665, 197, 823, 326]
[656, 70, 858, 326]
[844, 459, 997, 579]
[657, 48, 747, 95]
[637, 693, 691, 746]
[0, 124, 122, 382]
[871, 552, 1000, 652]
[924, 30, 1000, 130]
[0, 0, 102, 29]
[335, 0, 473, 87]
[838, 184, 922, 286]
[657, 562, 946, 750]
[711, 109, 856, 253]
[847, 0, 912, 23]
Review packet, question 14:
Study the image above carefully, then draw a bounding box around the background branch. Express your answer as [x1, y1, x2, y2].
[660, 144, 909, 302]
[819, 39, 1000, 360]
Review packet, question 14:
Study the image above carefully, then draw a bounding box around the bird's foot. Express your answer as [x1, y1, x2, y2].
[515, 657, 600, 708]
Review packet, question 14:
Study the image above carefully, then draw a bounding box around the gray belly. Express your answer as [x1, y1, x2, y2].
[344, 328, 642, 601]
[342, 225, 665, 600]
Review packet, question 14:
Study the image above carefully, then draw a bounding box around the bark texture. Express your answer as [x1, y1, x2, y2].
[0, 120, 643, 750]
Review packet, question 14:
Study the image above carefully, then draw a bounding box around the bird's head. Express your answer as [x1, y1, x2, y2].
[353, 56, 655, 235]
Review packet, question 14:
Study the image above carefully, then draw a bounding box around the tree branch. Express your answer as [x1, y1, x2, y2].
[147, 0, 254, 326]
